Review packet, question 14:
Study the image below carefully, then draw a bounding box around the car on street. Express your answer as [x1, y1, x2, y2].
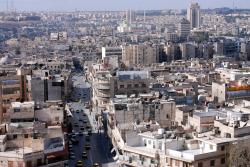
[76, 160, 83, 167]
[74, 122, 79, 126]
[85, 134, 90, 142]
[84, 143, 91, 150]
[80, 126, 85, 131]
[69, 153, 75, 159]
[71, 137, 79, 144]
[88, 130, 92, 136]
[86, 124, 91, 129]
[93, 163, 101, 167]
[82, 151, 87, 159]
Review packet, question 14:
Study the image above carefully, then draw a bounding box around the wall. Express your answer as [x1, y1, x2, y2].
[212, 82, 226, 103]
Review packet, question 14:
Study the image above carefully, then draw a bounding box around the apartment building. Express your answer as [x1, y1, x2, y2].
[122, 44, 159, 67]
[0, 101, 67, 167]
[0, 75, 27, 123]
[212, 78, 250, 103]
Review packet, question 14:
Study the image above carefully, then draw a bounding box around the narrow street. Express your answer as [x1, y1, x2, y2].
[67, 71, 116, 167]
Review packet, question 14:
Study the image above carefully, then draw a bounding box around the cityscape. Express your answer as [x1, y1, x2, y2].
[1, 0, 250, 167]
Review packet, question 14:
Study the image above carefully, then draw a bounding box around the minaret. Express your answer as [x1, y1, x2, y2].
[6, 0, 9, 12]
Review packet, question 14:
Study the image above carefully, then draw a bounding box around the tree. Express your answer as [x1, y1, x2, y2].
[228, 140, 250, 167]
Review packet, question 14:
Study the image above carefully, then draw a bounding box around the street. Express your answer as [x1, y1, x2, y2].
[67, 71, 116, 167]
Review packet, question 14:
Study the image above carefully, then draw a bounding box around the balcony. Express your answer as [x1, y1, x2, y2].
[39, 160, 68, 167]
[119, 155, 158, 167]
[95, 83, 110, 90]
[96, 91, 110, 98]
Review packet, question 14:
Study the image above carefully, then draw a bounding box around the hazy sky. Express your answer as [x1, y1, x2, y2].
[0, 0, 249, 11]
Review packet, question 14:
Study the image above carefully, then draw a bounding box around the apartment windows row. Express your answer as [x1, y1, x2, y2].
[6, 158, 43, 167]
[198, 157, 225, 167]
[119, 83, 147, 89]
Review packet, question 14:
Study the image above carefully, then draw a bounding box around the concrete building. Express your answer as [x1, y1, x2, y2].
[214, 39, 240, 57]
[178, 18, 191, 41]
[212, 78, 250, 103]
[122, 44, 159, 67]
[1, 101, 67, 167]
[126, 10, 136, 24]
[92, 71, 112, 109]
[187, 3, 201, 29]
[108, 96, 176, 129]
[92, 70, 151, 110]
[111, 71, 151, 97]
[164, 43, 181, 62]
[166, 32, 178, 43]
[240, 41, 250, 60]
[0, 75, 27, 123]
[27, 74, 67, 104]
[101, 46, 122, 60]
[180, 43, 196, 60]
[188, 111, 216, 133]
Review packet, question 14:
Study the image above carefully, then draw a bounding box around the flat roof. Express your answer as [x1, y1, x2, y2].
[11, 101, 34, 108]
[0, 147, 42, 158]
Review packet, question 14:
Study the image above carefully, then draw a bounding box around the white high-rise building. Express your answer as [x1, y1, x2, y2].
[187, 3, 201, 29]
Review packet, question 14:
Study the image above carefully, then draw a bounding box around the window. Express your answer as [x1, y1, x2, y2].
[134, 84, 139, 88]
[210, 160, 215, 166]
[13, 108, 20, 112]
[55, 117, 59, 122]
[17, 161, 23, 167]
[221, 158, 225, 164]
[37, 159, 43, 166]
[8, 161, 13, 167]
[26, 161, 32, 167]
[148, 140, 151, 145]
[158, 142, 162, 150]
[13, 134, 17, 139]
[24, 134, 29, 138]
[120, 85, 124, 88]
[127, 84, 132, 88]
[221, 145, 225, 151]
[210, 144, 213, 150]
[198, 162, 203, 167]
[175, 160, 180, 166]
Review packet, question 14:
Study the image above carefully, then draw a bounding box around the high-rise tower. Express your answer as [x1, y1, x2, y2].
[187, 3, 201, 29]
[126, 9, 136, 25]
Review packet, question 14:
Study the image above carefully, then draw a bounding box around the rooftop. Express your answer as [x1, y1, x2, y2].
[0, 147, 42, 158]
[11, 101, 34, 108]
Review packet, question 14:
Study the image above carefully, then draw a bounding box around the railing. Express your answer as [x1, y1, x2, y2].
[119, 155, 157, 167]
[95, 83, 110, 90]
[44, 145, 64, 154]
[39, 160, 68, 167]
[96, 91, 110, 98]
